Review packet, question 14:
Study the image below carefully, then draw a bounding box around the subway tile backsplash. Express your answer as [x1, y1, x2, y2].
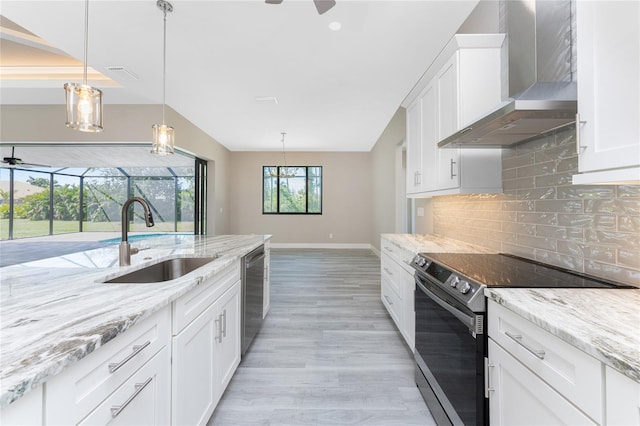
[431, 128, 640, 287]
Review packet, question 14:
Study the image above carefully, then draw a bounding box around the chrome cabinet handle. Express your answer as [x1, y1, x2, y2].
[450, 158, 457, 178]
[215, 316, 222, 343]
[505, 331, 546, 359]
[485, 357, 495, 398]
[110, 377, 153, 418]
[383, 267, 393, 276]
[575, 113, 587, 154]
[108, 341, 151, 373]
[383, 295, 393, 305]
[222, 309, 227, 338]
[384, 246, 393, 252]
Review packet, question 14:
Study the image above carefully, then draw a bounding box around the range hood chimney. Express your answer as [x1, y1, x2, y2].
[439, 0, 576, 148]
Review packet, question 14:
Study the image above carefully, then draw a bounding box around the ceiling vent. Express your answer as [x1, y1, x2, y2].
[255, 96, 279, 105]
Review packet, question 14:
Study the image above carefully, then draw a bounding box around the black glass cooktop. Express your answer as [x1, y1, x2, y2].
[419, 253, 632, 289]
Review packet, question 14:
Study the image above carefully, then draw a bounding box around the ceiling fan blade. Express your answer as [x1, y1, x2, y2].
[265, 0, 284, 4]
[20, 162, 52, 168]
[314, 0, 335, 14]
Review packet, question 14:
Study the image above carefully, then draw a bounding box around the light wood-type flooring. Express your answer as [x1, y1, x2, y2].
[207, 249, 435, 425]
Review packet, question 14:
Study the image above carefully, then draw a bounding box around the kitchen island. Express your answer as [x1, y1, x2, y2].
[0, 234, 270, 411]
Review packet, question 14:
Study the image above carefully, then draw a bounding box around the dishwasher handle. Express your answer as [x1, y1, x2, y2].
[245, 252, 265, 269]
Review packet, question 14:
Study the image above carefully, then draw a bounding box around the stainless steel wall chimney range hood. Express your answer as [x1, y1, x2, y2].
[438, 0, 576, 148]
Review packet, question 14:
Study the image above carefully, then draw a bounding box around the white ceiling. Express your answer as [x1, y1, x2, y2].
[0, 0, 479, 152]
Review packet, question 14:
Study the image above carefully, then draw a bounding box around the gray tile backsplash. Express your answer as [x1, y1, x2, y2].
[431, 128, 640, 287]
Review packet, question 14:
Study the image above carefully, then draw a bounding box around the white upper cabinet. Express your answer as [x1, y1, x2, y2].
[573, 0, 640, 185]
[404, 34, 504, 197]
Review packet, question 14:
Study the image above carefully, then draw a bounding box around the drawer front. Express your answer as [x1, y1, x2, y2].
[488, 300, 603, 423]
[79, 346, 170, 426]
[380, 238, 414, 273]
[46, 307, 170, 425]
[381, 275, 402, 331]
[381, 254, 403, 298]
[173, 260, 240, 334]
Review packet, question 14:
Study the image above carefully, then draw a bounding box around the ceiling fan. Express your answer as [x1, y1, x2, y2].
[2, 146, 51, 168]
[266, 0, 336, 15]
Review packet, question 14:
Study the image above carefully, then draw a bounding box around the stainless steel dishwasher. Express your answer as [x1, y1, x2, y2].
[241, 244, 265, 355]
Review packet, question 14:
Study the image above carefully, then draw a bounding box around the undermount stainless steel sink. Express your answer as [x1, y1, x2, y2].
[104, 256, 218, 283]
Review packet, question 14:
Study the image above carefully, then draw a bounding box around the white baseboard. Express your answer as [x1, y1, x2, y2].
[270, 243, 374, 250]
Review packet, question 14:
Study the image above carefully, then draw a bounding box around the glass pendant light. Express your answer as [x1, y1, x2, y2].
[151, 0, 175, 155]
[64, 0, 103, 132]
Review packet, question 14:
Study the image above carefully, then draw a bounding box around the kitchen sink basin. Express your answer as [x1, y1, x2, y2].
[104, 256, 218, 283]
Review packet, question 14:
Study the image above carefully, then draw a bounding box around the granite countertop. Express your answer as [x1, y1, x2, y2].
[380, 233, 493, 264]
[382, 233, 640, 383]
[0, 234, 270, 407]
[486, 288, 640, 383]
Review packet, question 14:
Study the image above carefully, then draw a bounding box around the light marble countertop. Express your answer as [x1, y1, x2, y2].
[0, 234, 269, 407]
[380, 233, 493, 264]
[382, 234, 639, 383]
[486, 288, 640, 383]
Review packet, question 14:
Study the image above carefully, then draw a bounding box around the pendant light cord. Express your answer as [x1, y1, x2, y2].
[162, 7, 167, 125]
[83, 0, 89, 85]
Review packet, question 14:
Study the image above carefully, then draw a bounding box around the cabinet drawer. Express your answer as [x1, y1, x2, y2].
[173, 260, 240, 334]
[381, 276, 402, 330]
[381, 254, 403, 298]
[380, 239, 413, 270]
[46, 307, 170, 425]
[488, 300, 603, 423]
[606, 366, 640, 426]
[79, 346, 170, 425]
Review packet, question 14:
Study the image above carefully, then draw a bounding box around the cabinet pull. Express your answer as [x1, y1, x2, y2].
[383, 267, 393, 276]
[222, 309, 227, 338]
[484, 357, 495, 398]
[215, 316, 222, 343]
[383, 295, 393, 306]
[108, 340, 151, 373]
[450, 158, 457, 179]
[505, 331, 546, 360]
[417, 171, 421, 185]
[110, 377, 153, 418]
[575, 113, 587, 154]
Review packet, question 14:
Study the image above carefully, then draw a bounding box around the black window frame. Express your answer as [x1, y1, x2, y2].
[262, 166, 322, 215]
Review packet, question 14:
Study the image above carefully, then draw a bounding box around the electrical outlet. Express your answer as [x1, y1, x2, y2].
[417, 207, 424, 217]
[329, 233, 333, 239]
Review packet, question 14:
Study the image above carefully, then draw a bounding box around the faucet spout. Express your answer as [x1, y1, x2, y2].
[120, 197, 155, 266]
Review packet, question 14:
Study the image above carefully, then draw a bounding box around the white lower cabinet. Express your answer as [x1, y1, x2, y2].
[606, 366, 640, 426]
[263, 240, 271, 318]
[172, 279, 241, 426]
[488, 339, 597, 426]
[380, 237, 415, 350]
[488, 299, 640, 426]
[46, 307, 171, 426]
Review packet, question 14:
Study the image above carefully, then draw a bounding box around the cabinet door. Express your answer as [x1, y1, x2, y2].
[606, 366, 640, 426]
[214, 280, 241, 400]
[488, 339, 597, 426]
[263, 242, 270, 318]
[172, 304, 217, 426]
[406, 99, 423, 194]
[576, 1, 640, 175]
[420, 80, 438, 192]
[0, 385, 43, 426]
[436, 53, 461, 191]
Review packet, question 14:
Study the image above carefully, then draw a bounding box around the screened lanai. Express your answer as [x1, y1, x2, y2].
[0, 144, 206, 241]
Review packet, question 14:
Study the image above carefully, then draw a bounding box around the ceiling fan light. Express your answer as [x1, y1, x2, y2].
[64, 82, 103, 132]
[151, 124, 175, 155]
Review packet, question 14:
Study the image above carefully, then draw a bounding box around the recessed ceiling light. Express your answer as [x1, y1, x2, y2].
[329, 21, 341, 31]
[255, 96, 279, 104]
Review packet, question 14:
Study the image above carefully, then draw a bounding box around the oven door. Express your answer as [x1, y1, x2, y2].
[414, 273, 486, 426]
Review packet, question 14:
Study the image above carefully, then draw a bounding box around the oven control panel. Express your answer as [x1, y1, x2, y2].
[411, 254, 485, 312]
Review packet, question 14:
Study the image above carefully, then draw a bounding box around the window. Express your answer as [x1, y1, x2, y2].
[263, 166, 322, 214]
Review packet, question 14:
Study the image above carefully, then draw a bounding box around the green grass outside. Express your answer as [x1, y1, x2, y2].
[0, 219, 194, 240]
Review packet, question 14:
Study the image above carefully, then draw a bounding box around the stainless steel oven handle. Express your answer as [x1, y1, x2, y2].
[416, 279, 476, 330]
